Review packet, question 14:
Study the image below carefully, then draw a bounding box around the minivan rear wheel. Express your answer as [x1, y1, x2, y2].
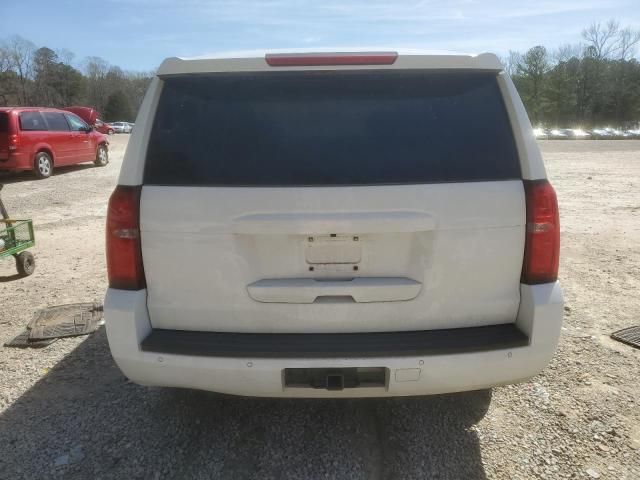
[34, 152, 53, 179]
[95, 145, 109, 167]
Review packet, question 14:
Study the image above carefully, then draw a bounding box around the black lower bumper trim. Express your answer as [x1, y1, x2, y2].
[140, 323, 529, 358]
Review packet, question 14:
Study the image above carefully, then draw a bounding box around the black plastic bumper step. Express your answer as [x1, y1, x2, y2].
[140, 323, 529, 358]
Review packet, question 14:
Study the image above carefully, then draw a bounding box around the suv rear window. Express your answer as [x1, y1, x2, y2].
[145, 71, 520, 186]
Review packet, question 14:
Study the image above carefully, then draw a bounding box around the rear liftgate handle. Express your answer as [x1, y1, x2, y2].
[247, 277, 422, 303]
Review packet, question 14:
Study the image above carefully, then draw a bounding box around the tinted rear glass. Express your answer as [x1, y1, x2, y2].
[42, 112, 70, 131]
[0, 113, 8, 133]
[145, 71, 520, 186]
[19, 111, 47, 131]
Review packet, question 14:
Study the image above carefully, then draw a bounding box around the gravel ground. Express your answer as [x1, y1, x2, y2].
[0, 137, 639, 479]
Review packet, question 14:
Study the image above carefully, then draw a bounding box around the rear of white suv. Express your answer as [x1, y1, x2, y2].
[105, 51, 563, 397]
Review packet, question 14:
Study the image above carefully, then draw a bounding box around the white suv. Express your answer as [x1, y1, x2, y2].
[105, 50, 563, 398]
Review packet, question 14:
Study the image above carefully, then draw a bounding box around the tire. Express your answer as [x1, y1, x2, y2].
[16, 251, 35, 276]
[108, 129, 114, 135]
[34, 151, 53, 179]
[95, 145, 109, 167]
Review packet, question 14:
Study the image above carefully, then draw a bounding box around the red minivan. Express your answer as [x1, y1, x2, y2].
[0, 107, 109, 179]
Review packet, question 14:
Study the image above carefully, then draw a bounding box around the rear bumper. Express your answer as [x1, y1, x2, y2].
[140, 324, 529, 358]
[104, 283, 563, 397]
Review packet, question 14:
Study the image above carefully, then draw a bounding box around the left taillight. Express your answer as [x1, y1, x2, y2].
[8, 134, 20, 151]
[106, 185, 145, 290]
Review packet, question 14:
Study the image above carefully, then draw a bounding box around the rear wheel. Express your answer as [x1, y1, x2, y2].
[16, 251, 35, 276]
[95, 145, 109, 167]
[34, 151, 53, 179]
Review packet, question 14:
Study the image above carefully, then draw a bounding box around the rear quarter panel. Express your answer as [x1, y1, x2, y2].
[117, 77, 163, 185]
[17, 132, 53, 169]
[497, 73, 546, 180]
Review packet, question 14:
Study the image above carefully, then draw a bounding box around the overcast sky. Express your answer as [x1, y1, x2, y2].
[2, 0, 639, 71]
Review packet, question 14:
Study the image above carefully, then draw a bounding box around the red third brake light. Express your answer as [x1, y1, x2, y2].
[106, 185, 145, 290]
[522, 179, 560, 284]
[265, 51, 398, 67]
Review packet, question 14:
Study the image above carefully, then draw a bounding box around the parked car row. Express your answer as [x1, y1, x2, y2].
[0, 107, 109, 179]
[534, 127, 640, 140]
[62, 107, 134, 135]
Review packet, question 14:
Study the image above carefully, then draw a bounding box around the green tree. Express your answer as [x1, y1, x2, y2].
[515, 46, 551, 124]
[123, 71, 153, 112]
[605, 59, 640, 126]
[51, 63, 86, 106]
[0, 44, 19, 105]
[33, 46, 59, 105]
[577, 51, 608, 125]
[104, 90, 133, 121]
[0, 69, 20, 106]
[542, 58, 579, 126]
[32, 47, 86, 107]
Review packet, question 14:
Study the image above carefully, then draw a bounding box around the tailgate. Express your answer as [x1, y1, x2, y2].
[141, 182, 524, 333]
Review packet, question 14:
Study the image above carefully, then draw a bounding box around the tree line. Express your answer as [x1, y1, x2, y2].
[0, 36, 152, 122]
[1, 20, 640, 128]
[503, 19, 640, 128]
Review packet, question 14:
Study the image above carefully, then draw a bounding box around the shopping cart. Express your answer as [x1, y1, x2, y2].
[0, 184, 35, 276]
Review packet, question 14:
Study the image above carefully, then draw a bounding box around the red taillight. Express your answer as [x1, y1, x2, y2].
[521, 179, 560, 284]
[8, 134, 20, 150]
[265, 51, 398, 67]
[106, 185, 145, 290]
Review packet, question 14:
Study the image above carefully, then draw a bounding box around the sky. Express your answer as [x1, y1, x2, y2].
[1, 0, 639, 72]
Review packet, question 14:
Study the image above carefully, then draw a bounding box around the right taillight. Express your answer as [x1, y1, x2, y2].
[106, 185, 145, 290]
[521, 179, 560, 284]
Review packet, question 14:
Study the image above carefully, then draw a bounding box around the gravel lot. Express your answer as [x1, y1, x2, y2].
[0, 136, 639, 479]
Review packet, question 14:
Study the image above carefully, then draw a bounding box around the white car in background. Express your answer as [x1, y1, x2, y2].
[533, 127, 549, 139]
[567, 128, 591, 139]
[104, 50, 563, 398]
[549, 128, 569, 139]
[110, 122, 133, 134]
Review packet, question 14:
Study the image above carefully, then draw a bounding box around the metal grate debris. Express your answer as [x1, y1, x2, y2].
[4, 329, 56, 349]
[611, 326, 640, 349]
[28, 303, 104, 340]
[4, 302, 104, 349]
